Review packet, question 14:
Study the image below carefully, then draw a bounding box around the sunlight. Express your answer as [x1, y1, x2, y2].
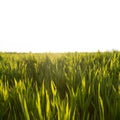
[0, 0, 120, 52]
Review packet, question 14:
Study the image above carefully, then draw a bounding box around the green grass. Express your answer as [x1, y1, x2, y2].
[0, 51, 120, 120]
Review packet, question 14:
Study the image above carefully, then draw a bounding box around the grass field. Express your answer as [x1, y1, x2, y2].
[0, 51, 120, 120]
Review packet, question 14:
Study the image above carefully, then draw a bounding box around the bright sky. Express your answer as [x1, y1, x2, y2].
[0, 0, 120, 53]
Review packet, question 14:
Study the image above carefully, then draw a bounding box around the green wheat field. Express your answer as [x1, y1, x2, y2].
[0, 51, 120, 120]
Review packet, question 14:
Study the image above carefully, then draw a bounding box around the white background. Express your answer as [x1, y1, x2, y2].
[0, 0, 120, 52]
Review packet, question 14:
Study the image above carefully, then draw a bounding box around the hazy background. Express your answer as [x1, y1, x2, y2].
[0, 0, 120, 53]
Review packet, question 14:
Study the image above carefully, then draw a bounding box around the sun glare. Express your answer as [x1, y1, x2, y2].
[0, 0, 120, 53]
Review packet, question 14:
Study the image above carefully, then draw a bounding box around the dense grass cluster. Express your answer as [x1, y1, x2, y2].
[0, 51, 120, 120]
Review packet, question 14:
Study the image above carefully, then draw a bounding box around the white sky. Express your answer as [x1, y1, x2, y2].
[0, 0, 120, 53]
